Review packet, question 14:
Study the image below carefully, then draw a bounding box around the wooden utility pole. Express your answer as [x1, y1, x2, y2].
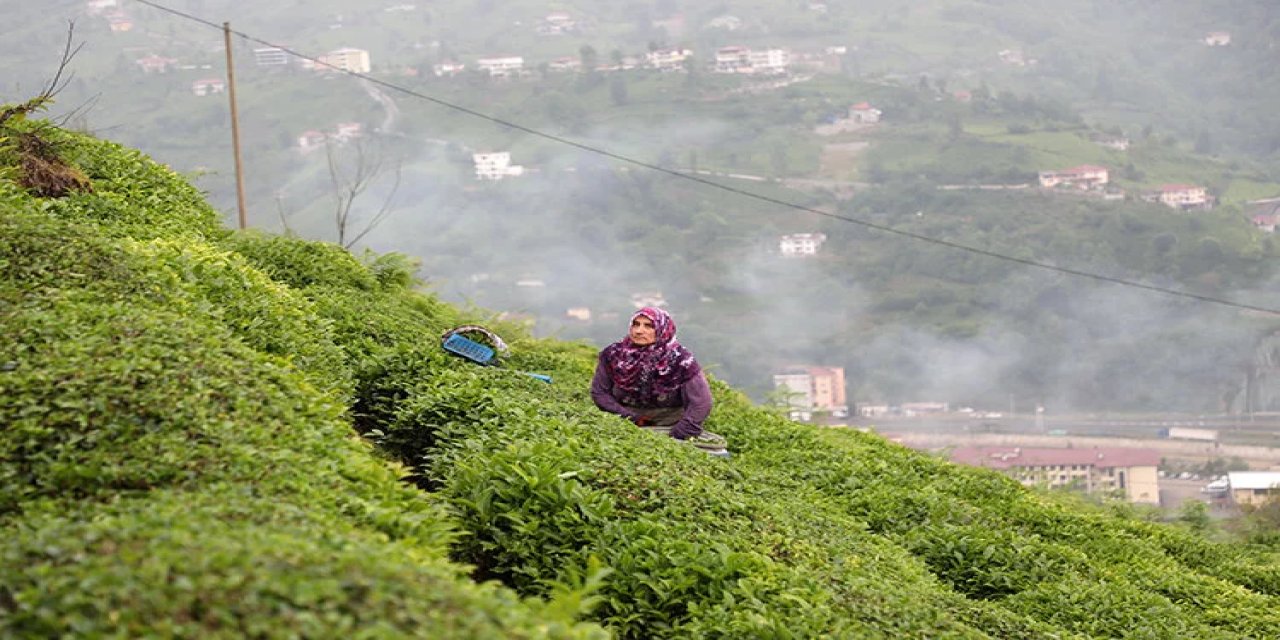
[223, 22, 248, 229]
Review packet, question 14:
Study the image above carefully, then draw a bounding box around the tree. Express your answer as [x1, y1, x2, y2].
[324, 138, 402, 249]
[609, 75, 629, 106]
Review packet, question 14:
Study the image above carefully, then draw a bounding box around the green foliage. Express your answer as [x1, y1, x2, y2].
[7, 122, 1280, 638]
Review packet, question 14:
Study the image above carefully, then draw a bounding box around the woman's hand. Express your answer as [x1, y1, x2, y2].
[632, 415, 653, 427]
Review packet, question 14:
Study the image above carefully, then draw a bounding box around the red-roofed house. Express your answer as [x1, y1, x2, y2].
[191, 78, 225, 96]
[1038, 165, 1109, 189]
[1248, 200, 1280, 233]
[136, 55, 177, 74]
[850, 102, 881, 124]
[947, 446, 1160, 504]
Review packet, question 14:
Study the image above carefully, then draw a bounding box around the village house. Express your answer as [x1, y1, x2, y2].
[713, 46, 789, 74]
[713, 46, 751, 73]
[952, 90, 972, 103]
[547, 57, 581, 73]
[748, 48, 790, 74]
[107, 12, 134, 32]
[332, 122, 363, 143]
[296, 130, 327, 153]
[855, 403, 891, 418]
[646, 48, 692, 71]
[472, 152, 524, 180]
[1226, 471, 1280, 506]
[706, 15, 743, 31]
[1090, 133, 1131, 151]
[947, 446, 1161, 504]
[476, 56, 524, 78]
[629, 291, 667, 309]
[1038, 165, 1109, 189]
[565, 307, 592, 322]
[1203, 31, 1232, 46]
[319, 48, 371, 74]
[773, 367, 848, 422]
[849, 102, 881, 124]
[253, 47, 290, 67]
[85, 0, 118, 15]
[191, 78, 225, 96]
[779, 232, 827, 257]
[135, 55, 178, 74]
[538, 12, 577, 35]
[1152, 184, 1212, 210]
[433, 61, 466, 77]
[1248, 199, 1280, 233]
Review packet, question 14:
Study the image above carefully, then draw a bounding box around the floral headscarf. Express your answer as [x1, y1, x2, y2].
[601, 307, 700, 407]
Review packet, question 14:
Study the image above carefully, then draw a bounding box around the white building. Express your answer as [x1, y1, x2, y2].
[1203, 31, 1232, 46]
[473, 152, 525, 180]
[1038, 165, 1109, 189]
[779, 233, 827, 257]
[191, 78, 225, 96]
[1157, 184, 1211, 210]
[646, 48, 692, 71]
[630, 291, 667, 309]
[476, 56, 524, 77]
[253, 47, 290, 67]
[773, 367, 848, 422]
[713, 46, 751, 73]
[747, 48, 789, 74]
[433, 61, 466, 77]
[320, 48, 371, 74]
[849, 102, 881, 124]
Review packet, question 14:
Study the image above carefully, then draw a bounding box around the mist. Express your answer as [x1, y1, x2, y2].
[5, 0, 1280, 413]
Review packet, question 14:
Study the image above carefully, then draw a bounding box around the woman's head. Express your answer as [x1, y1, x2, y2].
[628, 307, 675, 347]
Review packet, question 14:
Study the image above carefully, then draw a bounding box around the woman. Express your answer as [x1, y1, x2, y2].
[591, 307, 729, 456]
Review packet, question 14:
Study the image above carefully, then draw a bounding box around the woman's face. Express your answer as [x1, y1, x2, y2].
[629, 314, 657, 346]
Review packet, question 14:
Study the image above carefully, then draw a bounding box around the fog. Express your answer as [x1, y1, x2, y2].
[5, 0, 1280, 414]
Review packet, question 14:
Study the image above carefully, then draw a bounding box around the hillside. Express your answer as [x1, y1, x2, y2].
[5, 119, 1280, 636]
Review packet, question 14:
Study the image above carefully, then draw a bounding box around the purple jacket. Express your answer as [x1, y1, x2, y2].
[590, 352, 712, 439]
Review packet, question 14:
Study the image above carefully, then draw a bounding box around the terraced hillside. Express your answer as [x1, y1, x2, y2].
[3, 120, 1279, 638]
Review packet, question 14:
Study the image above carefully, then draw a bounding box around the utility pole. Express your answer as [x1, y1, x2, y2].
[223, 22, 248, 229]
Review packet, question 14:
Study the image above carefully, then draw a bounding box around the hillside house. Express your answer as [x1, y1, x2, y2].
[548, 57, 581, 73]
[1038, 165, 1109, 189]
[773, 366, 848, 422]
[646, 48, 692, 71]
[1153, 184, 1212, 210]
[630, 291, 667, 309]
[714, 46, 751, 73]
[473, 152, 524, 180]
[538, 12, 576, 35]
[191, 78, 225, 96]
[948, 446, 1160, 504]
[433, 61, 466, 77]
[565, 307, 592, 322]
[998, 49, 1027, 65]
[707, 15, 743, 31]
[319, 48, 371, 74]
[296, 130, 327, 152]
[849, 102, 881, 124]
[332, 122, 363, 143]
[952, 90, 972, 103]
[1248, 200, 1280, 233]
[1227, 471, 1280, 506]
[476, 57, 524, 78]
[135, 55, 177, 74]
[748, 48, 790, 75]
[86, 0, 118, 15]
[779, 233, 827, 256]
[107, 13, 134, 32]
[1203, 31, 1232, 46]
[1090, 134, 1130, 151]
[253, 47, 291, 67]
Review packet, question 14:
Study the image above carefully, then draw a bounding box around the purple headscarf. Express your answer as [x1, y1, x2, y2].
[601, 307, 701, 407]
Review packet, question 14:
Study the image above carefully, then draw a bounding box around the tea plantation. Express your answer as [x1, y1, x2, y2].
[3, 120, 1280, 638]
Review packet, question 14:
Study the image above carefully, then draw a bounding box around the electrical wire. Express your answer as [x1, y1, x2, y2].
[129, 0, 1280, 316]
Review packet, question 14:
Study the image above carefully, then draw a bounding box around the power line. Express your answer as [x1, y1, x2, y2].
[130, 0, 1280, 316]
